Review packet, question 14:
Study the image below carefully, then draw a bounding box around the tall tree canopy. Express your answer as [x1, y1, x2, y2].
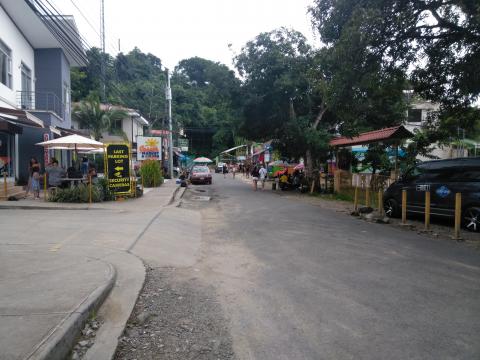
[310, 0, 480, 108]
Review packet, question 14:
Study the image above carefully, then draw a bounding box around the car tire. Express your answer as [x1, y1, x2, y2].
[384, 198, 400, 218]
[463, 206, 480, 232]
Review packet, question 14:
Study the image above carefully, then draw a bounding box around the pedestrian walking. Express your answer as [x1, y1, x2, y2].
[222, 164, 228, 178]
[259, 164, 267, 189]
[232, 165, 236, 179]
[81, 156, 89, 176]
[251, 165, 260, 191]
[31, 161, 41, 199]
[25, 157, 38, 198]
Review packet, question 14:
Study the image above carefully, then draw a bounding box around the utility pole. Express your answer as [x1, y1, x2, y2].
[166, 69, 174, 179]
[100, 0, 106, 102]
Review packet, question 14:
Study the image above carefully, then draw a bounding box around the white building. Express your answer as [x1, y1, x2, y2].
[0, 0, 85, 188]
[405, 99, 470, 160]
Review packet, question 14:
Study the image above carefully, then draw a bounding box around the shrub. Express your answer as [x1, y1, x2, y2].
[96, 177, 114, 201]
[139, 160, 163, 187]
[49, 184, 102, 203]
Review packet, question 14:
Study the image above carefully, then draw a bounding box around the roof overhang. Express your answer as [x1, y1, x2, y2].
[0, 106, 44, 128]
[330, 126, 413, 148]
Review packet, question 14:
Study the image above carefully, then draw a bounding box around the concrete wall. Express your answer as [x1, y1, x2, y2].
[17, 127, 49, 183]
[0, 5, 35, 108]
[122, 116, 145, 143]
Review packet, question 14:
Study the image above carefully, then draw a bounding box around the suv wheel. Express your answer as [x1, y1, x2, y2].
[384, 198, 400, 218]
[463, 207, 480, 232]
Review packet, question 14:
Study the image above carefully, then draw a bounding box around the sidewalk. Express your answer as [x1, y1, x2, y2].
[0, 179, 179, 211]
[0, 181, 182, 360]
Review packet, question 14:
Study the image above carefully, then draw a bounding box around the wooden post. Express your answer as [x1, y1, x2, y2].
[141, 174, 144, 190]
[402, 189, 407, 224]
[365, 187, 371, 207]
[425, 191, 431, 231]
[44, 173, 47, 201]
[354, 187, 359, 211]
[454, 193, 462, 240]
[3, 172, 7, 199]
[89, 175, 92, 204]
[378, 189, 383, 216]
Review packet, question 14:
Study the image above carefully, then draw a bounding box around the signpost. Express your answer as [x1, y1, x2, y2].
[178, 138, 189, 152]
[106, 143, 131, 195]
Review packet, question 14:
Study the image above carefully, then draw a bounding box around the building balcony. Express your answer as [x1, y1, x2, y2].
[16, 91, 65, 120]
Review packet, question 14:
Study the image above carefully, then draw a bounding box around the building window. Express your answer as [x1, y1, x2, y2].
[21, 63, 32, 109]
[111, 119, 122, 133]
[407, 108, 422, 123]
[0, 40, 12, 89]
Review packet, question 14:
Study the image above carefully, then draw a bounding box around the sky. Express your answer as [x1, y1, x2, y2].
[54, 0, 318, 70]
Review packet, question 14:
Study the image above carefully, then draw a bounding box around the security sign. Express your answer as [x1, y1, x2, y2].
[106, 143, 131, 195]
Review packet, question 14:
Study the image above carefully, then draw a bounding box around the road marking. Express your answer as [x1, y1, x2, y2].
[49, 232, 80, 252]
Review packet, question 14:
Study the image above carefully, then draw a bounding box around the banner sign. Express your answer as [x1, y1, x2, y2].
[137, 136, 161, 160]
[106, 143, 131, 195]
[43, 133, 50, 165]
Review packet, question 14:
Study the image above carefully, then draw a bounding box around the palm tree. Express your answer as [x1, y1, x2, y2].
[73, 95, 128, 140]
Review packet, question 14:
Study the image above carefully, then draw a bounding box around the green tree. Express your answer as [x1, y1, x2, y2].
[310, 0, 480, 126]
[73, 95, 127, 140]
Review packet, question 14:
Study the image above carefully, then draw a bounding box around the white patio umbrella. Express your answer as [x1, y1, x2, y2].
[36, 134, 104, 150]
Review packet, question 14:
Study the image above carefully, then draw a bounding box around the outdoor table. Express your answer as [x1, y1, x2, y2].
[63, 177, 85, 188]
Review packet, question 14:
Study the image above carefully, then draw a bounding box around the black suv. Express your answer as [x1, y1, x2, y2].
[383, 158, 480, 231]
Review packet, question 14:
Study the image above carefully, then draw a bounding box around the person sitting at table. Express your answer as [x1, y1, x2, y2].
[88, 163, 97, 178]
[46, 158, 67, 188]
[67, 161, 82, 178]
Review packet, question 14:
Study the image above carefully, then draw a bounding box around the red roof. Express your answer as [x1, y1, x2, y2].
[329, 125, 413, 147]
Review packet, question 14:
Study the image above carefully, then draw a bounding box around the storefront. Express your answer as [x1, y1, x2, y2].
[0, 106, 45, 182]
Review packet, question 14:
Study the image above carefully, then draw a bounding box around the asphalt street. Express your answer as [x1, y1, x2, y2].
[181, 173, 480, 360]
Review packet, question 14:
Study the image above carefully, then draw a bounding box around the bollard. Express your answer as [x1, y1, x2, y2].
[401, 189, 407, 224]
[44, 173, 47, 201]
[3, 172, 7, 199]
[89, 175, 92, 204]
[365, 187, 371, 208]
[454, 193, 462, 240]
[141, 174, 144, 190]
[378, 189, 384, 216]
[354, 187, 359, 212]
[425, 191, 431, 231]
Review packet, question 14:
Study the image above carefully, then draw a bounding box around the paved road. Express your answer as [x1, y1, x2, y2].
[182, 173, 480, 360]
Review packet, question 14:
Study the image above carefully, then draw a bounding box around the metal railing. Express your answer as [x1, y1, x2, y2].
[16, 91, 65, 119]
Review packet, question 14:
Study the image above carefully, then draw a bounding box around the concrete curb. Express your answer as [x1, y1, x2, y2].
[27, 263, 117, 360]
[168, 185, 186, 205]
[0, 204, 98, 210]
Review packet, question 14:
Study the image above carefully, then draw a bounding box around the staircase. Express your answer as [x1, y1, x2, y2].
[0, 181, 26, 201]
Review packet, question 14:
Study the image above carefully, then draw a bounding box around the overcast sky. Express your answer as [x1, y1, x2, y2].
[55, 0, 318, 70]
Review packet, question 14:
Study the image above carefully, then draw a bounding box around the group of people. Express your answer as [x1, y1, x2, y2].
[250, 164, 268, 190]
[24, 156, 97, 198]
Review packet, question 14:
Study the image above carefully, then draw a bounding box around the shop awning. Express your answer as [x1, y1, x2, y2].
[221, 144, 246, 154]
[0, 106, 44, 128]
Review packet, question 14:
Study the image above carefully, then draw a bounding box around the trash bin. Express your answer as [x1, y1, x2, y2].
[272, 182, 276, 190]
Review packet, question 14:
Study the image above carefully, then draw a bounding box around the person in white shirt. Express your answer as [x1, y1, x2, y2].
[259, 164, 267, 189]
